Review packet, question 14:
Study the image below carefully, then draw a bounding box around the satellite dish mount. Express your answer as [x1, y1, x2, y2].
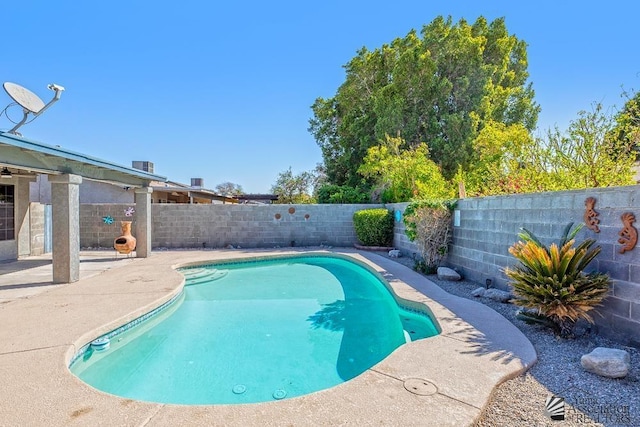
[2, 82, 65, 134]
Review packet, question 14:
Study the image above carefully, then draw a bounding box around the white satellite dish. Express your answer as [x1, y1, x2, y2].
[3, 82, 46, 113]
[2, 81, 65, 134]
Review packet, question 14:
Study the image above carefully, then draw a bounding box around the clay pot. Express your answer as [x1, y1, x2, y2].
[114, 221, 137, 255]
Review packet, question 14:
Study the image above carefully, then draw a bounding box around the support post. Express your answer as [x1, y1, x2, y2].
[49, 174, 82, 283]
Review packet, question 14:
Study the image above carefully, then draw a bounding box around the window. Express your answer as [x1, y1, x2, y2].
[0, 185, 15, 241]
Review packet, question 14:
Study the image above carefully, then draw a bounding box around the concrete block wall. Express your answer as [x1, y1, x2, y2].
[387, 202, 420, 257]
[29, 203, 45, 256]
[80, 203, 382, 250]
[80, 204, 140, 248]
[447, 185, 640, 347]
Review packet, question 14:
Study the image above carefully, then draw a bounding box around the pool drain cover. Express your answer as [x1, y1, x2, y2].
[232, 384, 246, 394]
[272, 389, 287, 400]
[403, 378, 437, 396]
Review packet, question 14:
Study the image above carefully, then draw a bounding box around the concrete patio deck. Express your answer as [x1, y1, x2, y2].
[0, 248, 536, 426]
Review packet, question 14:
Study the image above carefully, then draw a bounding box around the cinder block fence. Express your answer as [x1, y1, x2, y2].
[443, 185, 640, 347]
[80, 203, 381, 250]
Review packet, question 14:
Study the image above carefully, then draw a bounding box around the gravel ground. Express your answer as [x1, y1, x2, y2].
[383, 254, 639, 427]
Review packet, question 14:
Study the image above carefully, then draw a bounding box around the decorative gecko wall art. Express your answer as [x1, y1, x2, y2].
[618, 212, 637, 254]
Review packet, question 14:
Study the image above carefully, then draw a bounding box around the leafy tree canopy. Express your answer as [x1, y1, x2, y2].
[461, 102, 636, 196]
[270, 167, 317, 204]
[309, 15, 539, 187]
[461, 120, 541, 195]
[611, 89, 640, 158]
[316, 184, 371, 204]
[538, 103, 636, 189]
[359, 135, 454, 202]
[214, 182, 244, 195]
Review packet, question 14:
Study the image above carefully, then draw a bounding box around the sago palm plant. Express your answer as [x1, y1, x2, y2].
[505, 223, 611, 337]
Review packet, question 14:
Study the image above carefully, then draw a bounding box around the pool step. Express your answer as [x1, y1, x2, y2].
[183, 268, 228, 285]
[182, 268, 209, 279]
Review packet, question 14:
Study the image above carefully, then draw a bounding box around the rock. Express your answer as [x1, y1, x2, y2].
[437, 267, 461, 281]
[484, 288, 513, 303]
[581, 347, 631, 378]
[471, 287, 512, 302]
[471, 287, 486, 297]
[388, 249, 401, 258]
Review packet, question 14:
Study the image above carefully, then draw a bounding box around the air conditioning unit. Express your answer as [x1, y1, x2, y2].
[132, 161, 154, 173]
[191, 178, 204, 188]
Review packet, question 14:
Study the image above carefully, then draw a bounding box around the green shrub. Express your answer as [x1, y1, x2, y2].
[505, 223, 611, 337]
[353, 208, 394, 246]
[316, 184, 370, 204]
[412, 258, 434, 275]
[403, 199, 456, 271]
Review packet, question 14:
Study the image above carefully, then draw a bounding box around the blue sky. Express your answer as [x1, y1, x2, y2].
[2, 1, 639, 193]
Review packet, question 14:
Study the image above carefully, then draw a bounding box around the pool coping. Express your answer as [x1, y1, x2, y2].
[0, 248, 537, 426]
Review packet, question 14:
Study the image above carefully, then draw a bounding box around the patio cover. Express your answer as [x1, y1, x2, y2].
[0, 131, 167, 283]
[0, 132, 165, 186]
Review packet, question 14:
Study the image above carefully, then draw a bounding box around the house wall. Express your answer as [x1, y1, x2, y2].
[80, 181, 135, 203]
[445, 186, 640, 347]
[31, 175, 135, 204]
[29, 174, 50, 203]
[80, 203, 383, 249]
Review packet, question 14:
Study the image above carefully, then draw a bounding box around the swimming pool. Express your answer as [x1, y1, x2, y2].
[69, 254, 439, 404]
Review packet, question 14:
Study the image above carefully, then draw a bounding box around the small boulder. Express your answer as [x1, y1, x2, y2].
[471, 287, 486, 297]
[581, 347, 630, 378]
[388, 249, 401, 258]
[437, 267, 461, 281]
[484, 288, 513, 303]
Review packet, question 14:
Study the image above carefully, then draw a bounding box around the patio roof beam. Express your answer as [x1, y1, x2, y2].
[0, 132, 167, 186]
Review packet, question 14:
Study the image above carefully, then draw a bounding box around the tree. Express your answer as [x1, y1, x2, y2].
[316, 184, 370, 204]
[214, 182, 244, 195]
[541, 103, 635, 189]
[460, 102, 637, 196]
[270, 167, 316, 204]
[463, 121, 543, 195]
[611, 89, 640, 159]
[309, 15, 539, 187]
[358, 135, 453, 202]
[310, 162, 328, 197]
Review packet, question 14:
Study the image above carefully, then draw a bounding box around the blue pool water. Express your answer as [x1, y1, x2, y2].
[70, 255, 439, 404]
